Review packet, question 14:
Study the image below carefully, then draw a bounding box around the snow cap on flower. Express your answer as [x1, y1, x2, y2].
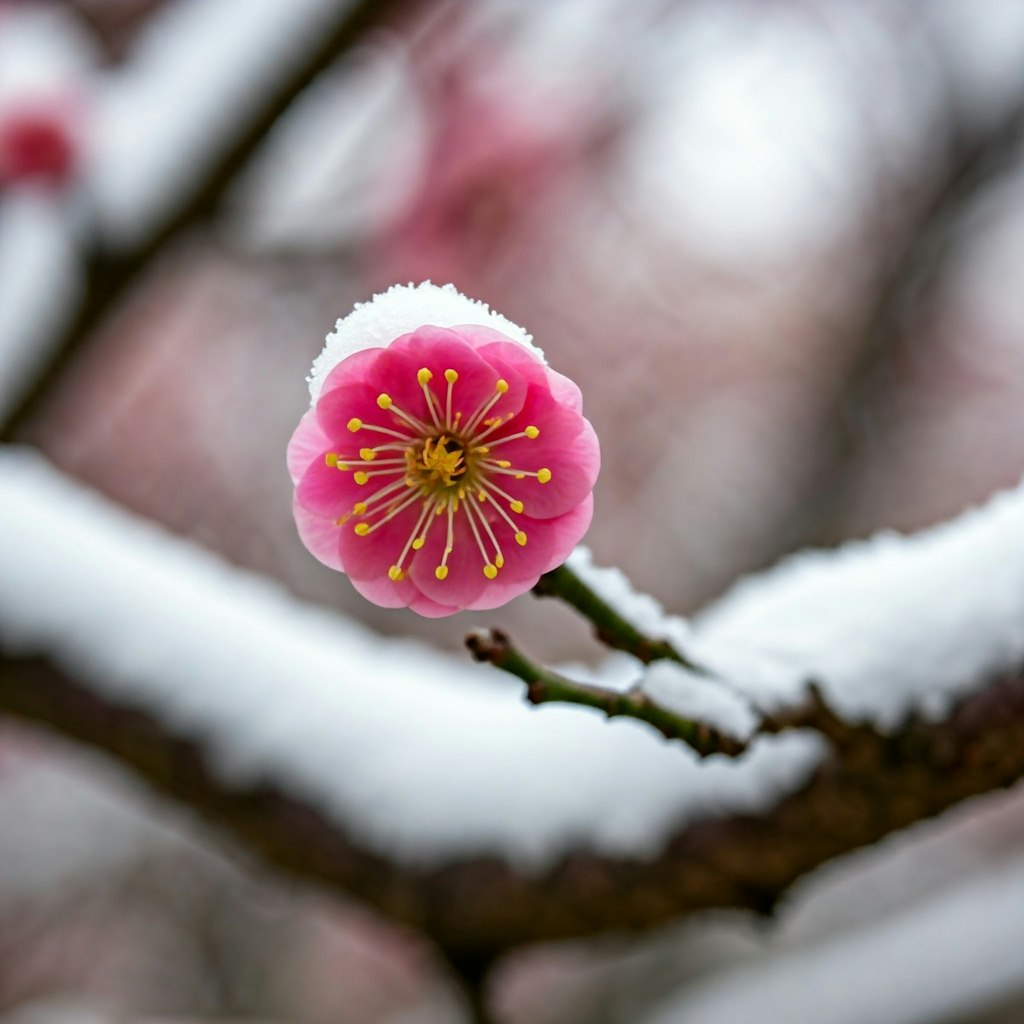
[308, 281, 544, 404]
[289, 283, 598, 618]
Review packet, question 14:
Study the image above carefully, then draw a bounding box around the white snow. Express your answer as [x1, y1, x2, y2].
[0, 448, 817, 869]
[1, 450, 1022, 867]
[0, 195, 81, 421]
[645, 851, 1024, 1024]
[565, 545, 692, 650]
[641, 661, 759, 741]
[689, 483, 1024, 729]
[308, 282, 544, 405]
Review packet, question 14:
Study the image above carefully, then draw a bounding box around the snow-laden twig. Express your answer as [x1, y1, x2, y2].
[466, 628, 747, 758]
[533, 560, 707, 671]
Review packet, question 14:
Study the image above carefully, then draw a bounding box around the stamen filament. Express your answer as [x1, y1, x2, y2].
[463, 495, 496, 578]
[444, 369, 457, 428]
[465, 495, 505, 570]
[435, 504, 455, 579]
[356, 422, 418, 442]
[481, 427, 540, 448]
[463, 379, 509, 435]
[356, 489, 422, 535]
[392, 498, 437, 576]
[480, 489, 527, 545]
[418, 368, 443, 430]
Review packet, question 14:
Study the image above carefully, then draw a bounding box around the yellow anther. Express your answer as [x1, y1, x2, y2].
[347, 417, 362, 432]
[495, 554, 505, 569]
[411, 537, 425, 550]
[354, 471, 370, 486]
[515, 473, 525, 480]
[444, 369, 458, 384]
[353, 502, 367, 515]
[477, 491, 487, 502]
[417, 367, 433, 385]
[524, 425, 540, 439]
[515, 531, 528, 547]
[388, 565, 405, 582]
[497, 460, 511, 469]
[354, 523, 371, 536]
[495, 379, 509, 394]
[483, 564, 498, 580]
[325, 452, 338, 467]
[509, 499, 524, 514]
[336, 462, 350, 471]
[537, 468, 552, 484]
[435, 565, 449, 580]
[473, 446, 490, 454]
[359, 448, 376, 461]
[377, 394, 392, 410]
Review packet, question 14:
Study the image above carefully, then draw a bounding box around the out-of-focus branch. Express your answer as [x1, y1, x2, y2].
[533, 564, 707, 672]
[0, 0, 419, 442]
[466, 627, 746, 758]
[3, 650, 1023, 964]
[792, 92, 1024, 549]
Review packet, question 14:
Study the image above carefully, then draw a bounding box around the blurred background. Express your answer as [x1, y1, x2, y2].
[1, 0, 1023, 1021]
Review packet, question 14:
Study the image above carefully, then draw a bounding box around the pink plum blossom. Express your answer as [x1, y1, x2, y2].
[288, 284, 599, 617]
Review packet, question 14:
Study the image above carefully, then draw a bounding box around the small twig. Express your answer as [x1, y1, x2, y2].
[466, 628, 747, 758]
[532, 564, 708, 673]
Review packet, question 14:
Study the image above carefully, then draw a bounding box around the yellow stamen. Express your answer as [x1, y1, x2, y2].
[359, 448, 376, 461]
[325, 452, 338, 467]
[417, 367, 433, 385]
[524, 425, 540, 439]
[495, 554, 505, 569]
[353, 502, 368, 515]
[354, 471, 370, 485]
[537, 468, 552, 484]
[444, 369, 458, 384]
[354, 523, 370, 536]
[496, 379, 509, 393]
[483, 564, 498, 579]
[515, 531, 528, 546]
[435, 566, 449, 580]
[510, 499, 524, 514]
[377, 394, 392, 410]
[412, 538, 425, 550]
[388, 566, 405, 582]
[347, 417, 362, 432]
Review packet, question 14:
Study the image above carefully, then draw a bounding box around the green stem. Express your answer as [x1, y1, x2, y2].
[466, 629, 747, 759]
[533, 564, 708, 673]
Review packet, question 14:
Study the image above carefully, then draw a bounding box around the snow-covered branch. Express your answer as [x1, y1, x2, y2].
[2, 450, 1024, 962]
[0, 0, 416, 440]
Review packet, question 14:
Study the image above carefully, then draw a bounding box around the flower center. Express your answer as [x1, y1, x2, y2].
[412, 435, 469, 491]
[325, 366, 552, 586]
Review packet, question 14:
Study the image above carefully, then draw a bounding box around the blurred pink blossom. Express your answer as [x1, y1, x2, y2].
[0, 98, 79, 187]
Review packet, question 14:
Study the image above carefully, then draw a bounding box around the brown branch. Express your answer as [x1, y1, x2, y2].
[790, 92, 1024, 549]
[3, 651, 1023, 964]
[0, 0, 421, 442]
[466, 627, 747, 758]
